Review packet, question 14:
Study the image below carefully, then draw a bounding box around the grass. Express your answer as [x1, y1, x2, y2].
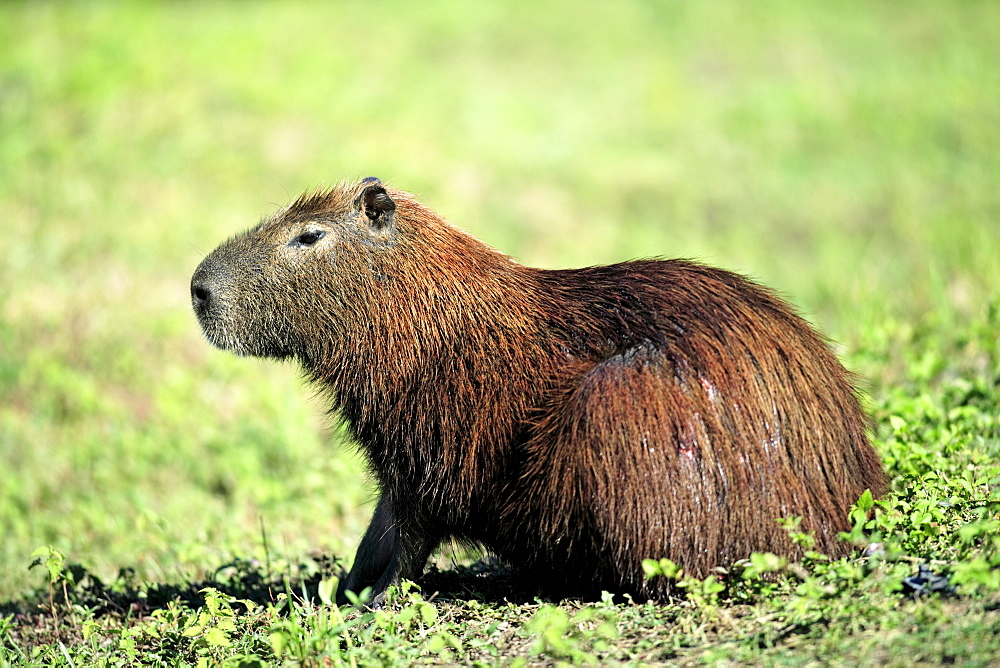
[1, 0, 999, 664]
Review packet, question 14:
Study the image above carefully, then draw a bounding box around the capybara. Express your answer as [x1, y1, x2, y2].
[190, 177, 888, 605]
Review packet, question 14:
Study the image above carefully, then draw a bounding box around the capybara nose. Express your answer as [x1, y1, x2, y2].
[191, 281, 212, 309]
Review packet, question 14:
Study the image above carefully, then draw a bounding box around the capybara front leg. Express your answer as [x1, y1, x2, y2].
[336, 494, 437, 607]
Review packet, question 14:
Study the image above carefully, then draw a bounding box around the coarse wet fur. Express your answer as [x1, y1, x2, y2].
[191, 177, 888, 606]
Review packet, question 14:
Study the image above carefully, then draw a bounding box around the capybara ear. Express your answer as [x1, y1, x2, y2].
[358, 178, 396, 231]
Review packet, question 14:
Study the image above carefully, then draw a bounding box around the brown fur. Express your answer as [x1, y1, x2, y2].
[190, 177, 888, 605]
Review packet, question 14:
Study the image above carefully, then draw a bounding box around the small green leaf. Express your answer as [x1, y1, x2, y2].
[889, 415, 907, 432]
[855, 488, 875, 512]
[419, 602, 438, 625]
[183, 624, 203, 637]
[642, 557, 682, 579]
[317, 577, 337, 606]
[204, 626, 231, 647]
[269, 630, 287, 658]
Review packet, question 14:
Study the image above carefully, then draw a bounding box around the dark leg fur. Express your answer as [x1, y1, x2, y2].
[336, 495, 439, 607]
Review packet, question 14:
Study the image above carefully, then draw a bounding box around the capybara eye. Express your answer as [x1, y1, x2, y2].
[293, 230, 325, 246]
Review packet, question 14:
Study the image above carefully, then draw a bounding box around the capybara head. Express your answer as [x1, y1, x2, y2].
[191, 177, 398, 360]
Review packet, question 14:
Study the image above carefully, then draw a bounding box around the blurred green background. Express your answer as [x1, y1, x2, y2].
[1, 1, 997, 599]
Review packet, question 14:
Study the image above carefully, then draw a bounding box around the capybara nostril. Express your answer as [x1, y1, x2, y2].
[191, 283, 211, 306]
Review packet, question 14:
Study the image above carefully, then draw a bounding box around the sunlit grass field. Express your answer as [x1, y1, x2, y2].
[2, 1, 998, 664]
